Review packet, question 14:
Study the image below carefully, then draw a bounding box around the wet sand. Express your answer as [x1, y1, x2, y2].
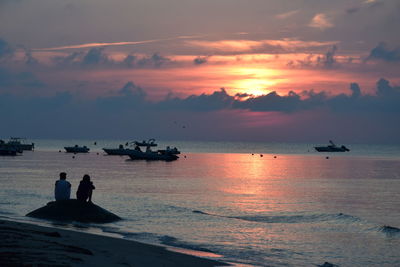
[0, 219, 228, 266]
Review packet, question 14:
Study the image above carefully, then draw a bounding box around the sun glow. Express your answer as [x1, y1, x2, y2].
[229, 67, 282, 96]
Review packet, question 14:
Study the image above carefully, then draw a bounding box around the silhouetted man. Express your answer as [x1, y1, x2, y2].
[54, 172, 71, 201]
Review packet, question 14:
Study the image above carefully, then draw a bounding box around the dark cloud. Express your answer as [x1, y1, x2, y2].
[0, 67, 45, 89]
[346, 7, 360, 14]
[0, 79, 399, 142]
[158, 88, 234, 111]
[53, 50, 172, 69]
[318, 45, 338, 68]
[193, 56, 209, 65]
[96, 81, 147, 111]
[287, 46, 339, 69]
[82, 47, 111, 65]
[367, 42, 400, 62]
[136, 53, 171, 68]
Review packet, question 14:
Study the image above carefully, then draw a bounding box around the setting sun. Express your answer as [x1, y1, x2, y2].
[229, 67, 282, 96]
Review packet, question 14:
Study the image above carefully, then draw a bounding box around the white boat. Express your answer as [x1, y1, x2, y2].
[127, 140, 180, 161]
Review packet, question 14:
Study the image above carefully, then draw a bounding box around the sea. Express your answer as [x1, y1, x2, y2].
[0, 139, 399, 267]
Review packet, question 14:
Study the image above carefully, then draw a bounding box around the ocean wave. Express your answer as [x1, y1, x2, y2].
[159, 235, 214, 253]
[193, 210, 360, 224]
[100, 226, 215, 253]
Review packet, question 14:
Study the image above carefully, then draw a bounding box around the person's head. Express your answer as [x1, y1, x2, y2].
[59, 172, 67, 180]
[83, 174, 90, 182]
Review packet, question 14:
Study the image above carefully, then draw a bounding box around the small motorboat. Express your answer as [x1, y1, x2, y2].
[0, 140, 22, 156]
[315, 140, 350, 152]
[127, 140, 180, 161]
[64, 145, 90, 153]
[6, 137, 34, 151]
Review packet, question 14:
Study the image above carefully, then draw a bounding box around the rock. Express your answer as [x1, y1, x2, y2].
[26, 199, 121, 223]
[318, 262, 337, 267]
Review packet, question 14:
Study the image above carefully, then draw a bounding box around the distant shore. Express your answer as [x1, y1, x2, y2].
[0, 219, 228, 266]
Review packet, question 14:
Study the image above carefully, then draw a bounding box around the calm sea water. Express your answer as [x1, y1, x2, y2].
[0, 140, 399, 266]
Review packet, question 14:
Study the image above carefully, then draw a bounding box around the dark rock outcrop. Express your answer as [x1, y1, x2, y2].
[26, 199, 121, 223]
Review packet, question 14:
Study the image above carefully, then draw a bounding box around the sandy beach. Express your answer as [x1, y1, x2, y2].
[0, 219, 228, 267]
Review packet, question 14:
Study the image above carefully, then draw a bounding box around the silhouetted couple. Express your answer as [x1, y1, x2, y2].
[55, 172, 95, 203]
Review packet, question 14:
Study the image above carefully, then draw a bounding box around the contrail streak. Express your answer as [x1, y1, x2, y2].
[33, 35, 207, 51]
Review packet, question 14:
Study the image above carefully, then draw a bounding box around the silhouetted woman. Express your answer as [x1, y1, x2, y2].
[76, 174, 95, 202]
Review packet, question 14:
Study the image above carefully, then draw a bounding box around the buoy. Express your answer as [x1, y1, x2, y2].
[251, 153, 254, 156]
[96, 152, 99, 155]
[274, 156, 277, 158]
[326, 156, 329, 159]
[59, 150, 61, 153]
[72, 156, 75, 159]
[184, 155, 187, 158]
[260, 154, 263, 157]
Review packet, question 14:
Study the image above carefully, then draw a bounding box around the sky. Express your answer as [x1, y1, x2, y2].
[0, 0, 399, 143]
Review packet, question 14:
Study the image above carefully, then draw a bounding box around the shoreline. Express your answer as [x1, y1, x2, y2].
[0, 218, 229, 266]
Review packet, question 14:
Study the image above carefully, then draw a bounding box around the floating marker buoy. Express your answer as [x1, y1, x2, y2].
[96, 152, 99, 155]
[59, 150, 61, 153]
[251, 153, 254, 156]
[260, 154, 263, 157]
[274, 156, 277, 158]
[326, 156, 329, 159]
[184, 155, 187, 158]
[72, 156, 75, 159]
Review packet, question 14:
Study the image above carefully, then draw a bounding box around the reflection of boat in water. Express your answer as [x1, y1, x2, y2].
[6, 137, 34, 151]
[315, 140, 350, 152]
[64, 145, 90, 153]
[127, 139, 180, 161]
[0, 139, 23, 156]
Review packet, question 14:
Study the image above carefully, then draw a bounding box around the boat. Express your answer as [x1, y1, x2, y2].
[314, 140, 350, 152]
[6, 137, 34, 151]
[0, 140, 22, 156]
[127, 139, 180, 161]
[64, 145, 90, 153]
[103, 144, 134, 156]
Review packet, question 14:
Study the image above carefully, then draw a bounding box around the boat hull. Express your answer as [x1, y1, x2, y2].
[64, 147, 90, 153]
[315, 146, 349, 152]
[127, 150, 179, 161]
[0, 149, 18, 156]
[103, 148, 133, 155]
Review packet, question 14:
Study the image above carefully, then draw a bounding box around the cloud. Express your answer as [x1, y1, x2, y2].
[346, 7, 360, 14]
[286, 45, 339, 69]
[367, 42, 400, 62]
[53, 48, 172, 68]
[136, 53, 171, 68]
[319, 45, 338, 68]
[186, 39, 337, 54]
[193, 56, 209, 65]
[309, 13, 334, 30]
[0, 67, 45, 89]
[0, 79, 399, 142]
[275, 10, 299, 20]
[96, 81, 147, 111]
[158, 88, 234, 111]
[82, 47, 111, 65]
